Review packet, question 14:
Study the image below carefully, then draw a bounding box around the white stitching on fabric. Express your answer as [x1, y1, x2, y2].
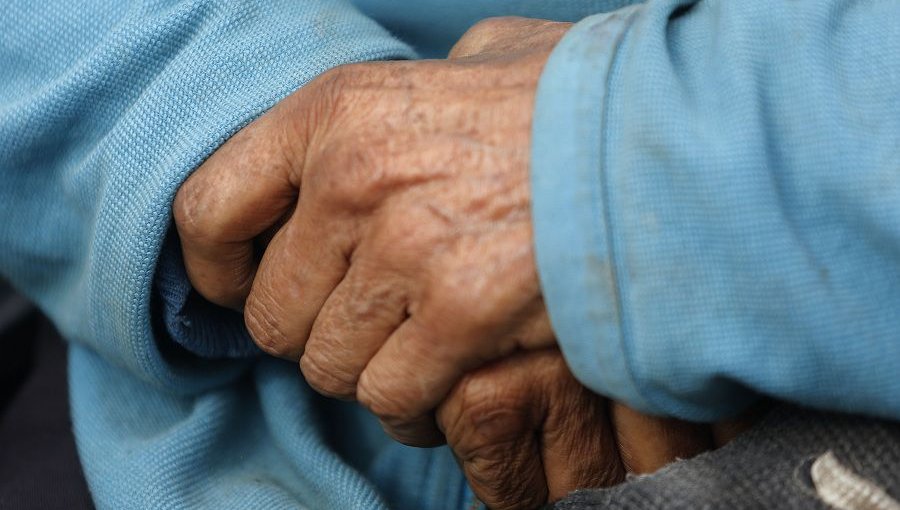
[811, 451, 900, 510]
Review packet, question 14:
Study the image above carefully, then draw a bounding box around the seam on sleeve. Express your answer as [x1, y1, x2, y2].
[531, 5, 653, 412]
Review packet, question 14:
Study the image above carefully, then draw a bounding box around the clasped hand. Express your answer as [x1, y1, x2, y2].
[174, 17, 713, 509]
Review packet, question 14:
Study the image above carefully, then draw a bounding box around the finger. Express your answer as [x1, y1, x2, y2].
[173, 97, 308, 310]
[356, 311, 552, 446]
[243, 199, 352, 360]
[357, 298, 552, 446]
[356, 231, 553, 445]
[448, 17, 571, 60]
[354, 316, 448, 446]
[436, 353, 549, 510]
[299, 259, 408, 400]
[356, 306, 509, 446]
[611, 402, 713, 475]
[541, 358, 625, 500]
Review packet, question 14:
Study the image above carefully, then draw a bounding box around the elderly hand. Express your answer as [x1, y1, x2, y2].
[174, 17, 574, 444]
[174, 17, 723, 508]
[437, 349, 712, 510]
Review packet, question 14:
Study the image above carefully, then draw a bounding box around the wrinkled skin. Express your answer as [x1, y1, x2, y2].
[175, 16, 574, 444]
[438, 349, 713, 510]
[174, 17, 721, 509]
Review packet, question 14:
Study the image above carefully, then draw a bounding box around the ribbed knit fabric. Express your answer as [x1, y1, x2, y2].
[532, 1, 900, 422]
[553, 405, 900, 509]
[155, 230, 258, 358]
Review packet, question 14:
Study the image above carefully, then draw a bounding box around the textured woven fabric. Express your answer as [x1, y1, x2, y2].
[532, 1, 900, 422]
[553, 405, 900, 509]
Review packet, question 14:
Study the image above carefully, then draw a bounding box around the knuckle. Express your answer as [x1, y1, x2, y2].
[461, 16, 511, 40]
[299, 347, 357, 399]
[310, 64, 369, 125]
[319, 277, 409, 342]
[313, 64, 352, 100]
[318, 61, 389, 92]
[447, 370, 532, 443]
[319, 62, 359, 87]
[450, 16, 518, 58]
[368, 212, 434, 274]
[244, 291, 296, 359]
[356, 370, 418, 424]
[173, 176, 237, 245]
[463, 446, 522, 497]
[172, 175, 211, 240]
[369, 205, 431, 264]
[468, 16, 518, 34]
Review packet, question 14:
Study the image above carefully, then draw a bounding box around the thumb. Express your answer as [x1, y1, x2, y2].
[437, 352, 550, 510]
[540, 354, 626, 501]
[437, 350, 625, 510]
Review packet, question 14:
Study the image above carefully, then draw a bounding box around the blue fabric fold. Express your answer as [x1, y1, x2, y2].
[155, 230, 259, 359]
[532, 0, 900, 421]
[532, 6, 651, 415]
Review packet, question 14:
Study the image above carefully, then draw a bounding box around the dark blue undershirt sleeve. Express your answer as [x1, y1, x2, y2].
[154, 230, 259, 359]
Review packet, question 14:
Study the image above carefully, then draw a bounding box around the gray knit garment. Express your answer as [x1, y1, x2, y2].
[553, 405, 900, 509]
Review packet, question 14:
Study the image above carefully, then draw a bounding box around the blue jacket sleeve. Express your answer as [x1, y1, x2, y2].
[532, 0, 900, 421]
[0, 0, 414, 392]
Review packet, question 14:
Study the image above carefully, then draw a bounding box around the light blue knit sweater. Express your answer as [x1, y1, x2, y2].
[2, 0, 899, 508]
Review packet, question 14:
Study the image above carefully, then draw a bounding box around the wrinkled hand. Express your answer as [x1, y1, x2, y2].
[173, 18, 729, 508]
[174, 17, 573, 445]
[437, 349, 713, 510]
